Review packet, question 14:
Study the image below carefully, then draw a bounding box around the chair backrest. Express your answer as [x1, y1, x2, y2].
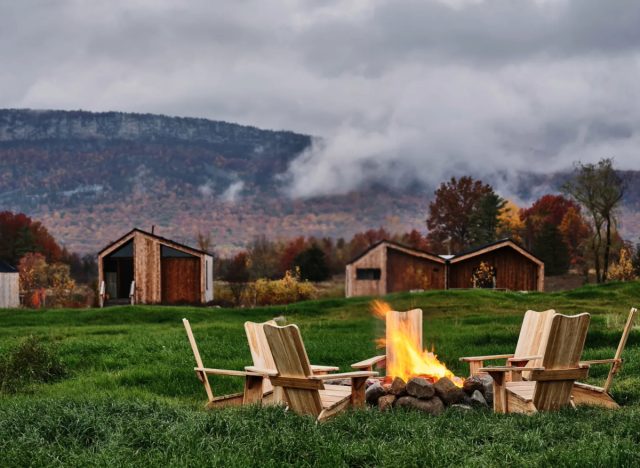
[263, 324, 323, 418]
[244, 320, 277, 392]
[514, 309, 555, 378]
[533, 313, 590, 410]
[386, 309, 422, 377]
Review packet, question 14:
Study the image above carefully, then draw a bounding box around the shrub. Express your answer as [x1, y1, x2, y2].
[608, 248, 637, 282]
[0, 336, 67, 393]
[249, 268, 317, 306]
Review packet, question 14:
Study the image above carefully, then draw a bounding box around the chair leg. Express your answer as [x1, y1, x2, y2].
[350, 376, 368, 408]
[488, 372, 507, 413]
[243, 375, 264, 405]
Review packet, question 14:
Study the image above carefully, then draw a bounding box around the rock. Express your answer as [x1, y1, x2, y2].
[462, 376, 485, 395]
[450, 404, 473, 411]
[469, 390, 488, 408]
[434, 377, 466, 405]
[390, 377, 407, 396]
[365, 382, 387, 405]
[378, 394, 396, 411]
[396, 396, 445, 416]
[477, 374, 494, 405]
[406, 377, 436, 399]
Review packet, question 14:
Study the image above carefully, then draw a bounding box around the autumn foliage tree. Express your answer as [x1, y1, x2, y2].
[0, 211, 62, 264]
[426, 177, 502, 252]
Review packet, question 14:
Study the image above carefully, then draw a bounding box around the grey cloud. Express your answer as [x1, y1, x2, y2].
[0, 0, 639, 200]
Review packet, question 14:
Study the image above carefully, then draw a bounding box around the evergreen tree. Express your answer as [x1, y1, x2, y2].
[533, 224, 570, 275]
[294, 245, 329, 281]
[468, 193, 506, 247]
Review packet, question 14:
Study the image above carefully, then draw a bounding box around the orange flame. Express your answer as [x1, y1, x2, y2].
[372, 300, 463, 387]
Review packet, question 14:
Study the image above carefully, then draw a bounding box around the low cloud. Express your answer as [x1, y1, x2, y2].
[1, 0, 639, 199]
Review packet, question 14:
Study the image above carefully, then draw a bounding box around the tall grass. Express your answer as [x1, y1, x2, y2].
[0, 281, 639, 466]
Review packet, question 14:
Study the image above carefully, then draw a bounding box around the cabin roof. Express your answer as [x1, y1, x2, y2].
[449, 238, 543, 266]
[98, 228, 211, 257]
[347, 239, 446, 265]
[347, 237, 543, 267]
[0, 260, 18, 273]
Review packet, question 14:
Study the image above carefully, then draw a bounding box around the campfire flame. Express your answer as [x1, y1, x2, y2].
[371, 300, 463, 387]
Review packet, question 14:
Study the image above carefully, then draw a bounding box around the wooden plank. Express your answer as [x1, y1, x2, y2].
[351, 355, 386, 370]
[242, 375, 264, 404]
[571, 383, 619, 409]
[533, 313, 590, 411]
[604, 307, 637, 392]
[386, 309, 422, 377]
[460, 354, 514, 362]
[264, 324, 324, 418]
[313, 371, 377, 380]
[350, 376, 367, 408]
[529, 367, 589, 382]
[183, 319, 214, 403]
[270, 376, 324, 390]
[205, 393, 244, 409]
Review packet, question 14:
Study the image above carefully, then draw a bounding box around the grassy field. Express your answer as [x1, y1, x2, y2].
[1, 282, 639, 467]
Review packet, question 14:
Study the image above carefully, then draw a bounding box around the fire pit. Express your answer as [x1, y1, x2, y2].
[332, 301, 494, 414]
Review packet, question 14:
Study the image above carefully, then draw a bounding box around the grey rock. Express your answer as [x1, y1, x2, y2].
[434, 377, 466, 405]
[406, 377, 436, 399]
[396, 395, 445, 416]
[470, 390, 488, 408]
[478, 374, 494, 405]
[365, 382, 386, 405]
[450, 404, 473, 411]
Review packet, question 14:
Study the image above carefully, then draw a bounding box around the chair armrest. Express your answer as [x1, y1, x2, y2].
[579, 358, 621, 366]
[310, 364, 340, 373]
[459, 354, 514, 362]
[311, 371, 378, 380]
[243, 366, 278, 376]
[195, 367, 265, 377]
[507, 355, 543, 367]
[351, 355, 386, 369]
[478, 366, 544, 373]
[529, 367, 589, 381]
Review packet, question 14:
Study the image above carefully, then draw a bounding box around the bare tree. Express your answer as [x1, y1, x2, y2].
[563, 158, 625, 282]
[196, 231, 212, 252]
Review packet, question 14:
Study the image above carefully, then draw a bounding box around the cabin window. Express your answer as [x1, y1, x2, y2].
[356, 268, 381, 280]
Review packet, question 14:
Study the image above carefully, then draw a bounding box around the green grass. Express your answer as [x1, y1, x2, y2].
[1, 282, 639, 467]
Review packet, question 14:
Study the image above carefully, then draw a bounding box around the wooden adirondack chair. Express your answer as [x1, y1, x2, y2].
[572, 307, 637, 409]
[262, 323, 377, 422]
[183, 318, 266, 409]
[244, 320, 339, 404]
[351, 308, 422, 373]
[480, 313, 591, 413]
[459, 309, 556, 378]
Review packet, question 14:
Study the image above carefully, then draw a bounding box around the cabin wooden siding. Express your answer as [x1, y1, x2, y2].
[386, 248, 445, 292]
[345, 239, 543, 297]
[345, 243, 387, 297]
[448, 246, 541, 291]
[98, 229, 214, 305]
[0, 273, 19, 308]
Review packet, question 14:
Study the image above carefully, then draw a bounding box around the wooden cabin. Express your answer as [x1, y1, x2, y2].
[345, 238, 544, 298]
[447, 239, 544, 292]
[0, 260, 20, 308]
[98, 229, 214, 306]
[345, 241, 446, 297]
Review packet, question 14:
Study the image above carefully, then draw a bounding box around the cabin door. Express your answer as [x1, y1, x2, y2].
[160, 248, 201, 304]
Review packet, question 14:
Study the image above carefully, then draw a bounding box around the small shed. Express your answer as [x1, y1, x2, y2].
[0, 260, 20, 308]
[345, 240, 446, 298]
[98, 228, 214, 305]
[447, 239, 544, 292]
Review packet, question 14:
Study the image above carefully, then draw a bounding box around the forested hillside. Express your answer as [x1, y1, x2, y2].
[0, 109, 638, 254]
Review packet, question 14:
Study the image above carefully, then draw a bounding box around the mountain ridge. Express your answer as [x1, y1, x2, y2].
[0, 108, 637, 254]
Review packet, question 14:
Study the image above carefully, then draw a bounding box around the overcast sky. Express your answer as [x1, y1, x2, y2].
[1, 0, 639, 197]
